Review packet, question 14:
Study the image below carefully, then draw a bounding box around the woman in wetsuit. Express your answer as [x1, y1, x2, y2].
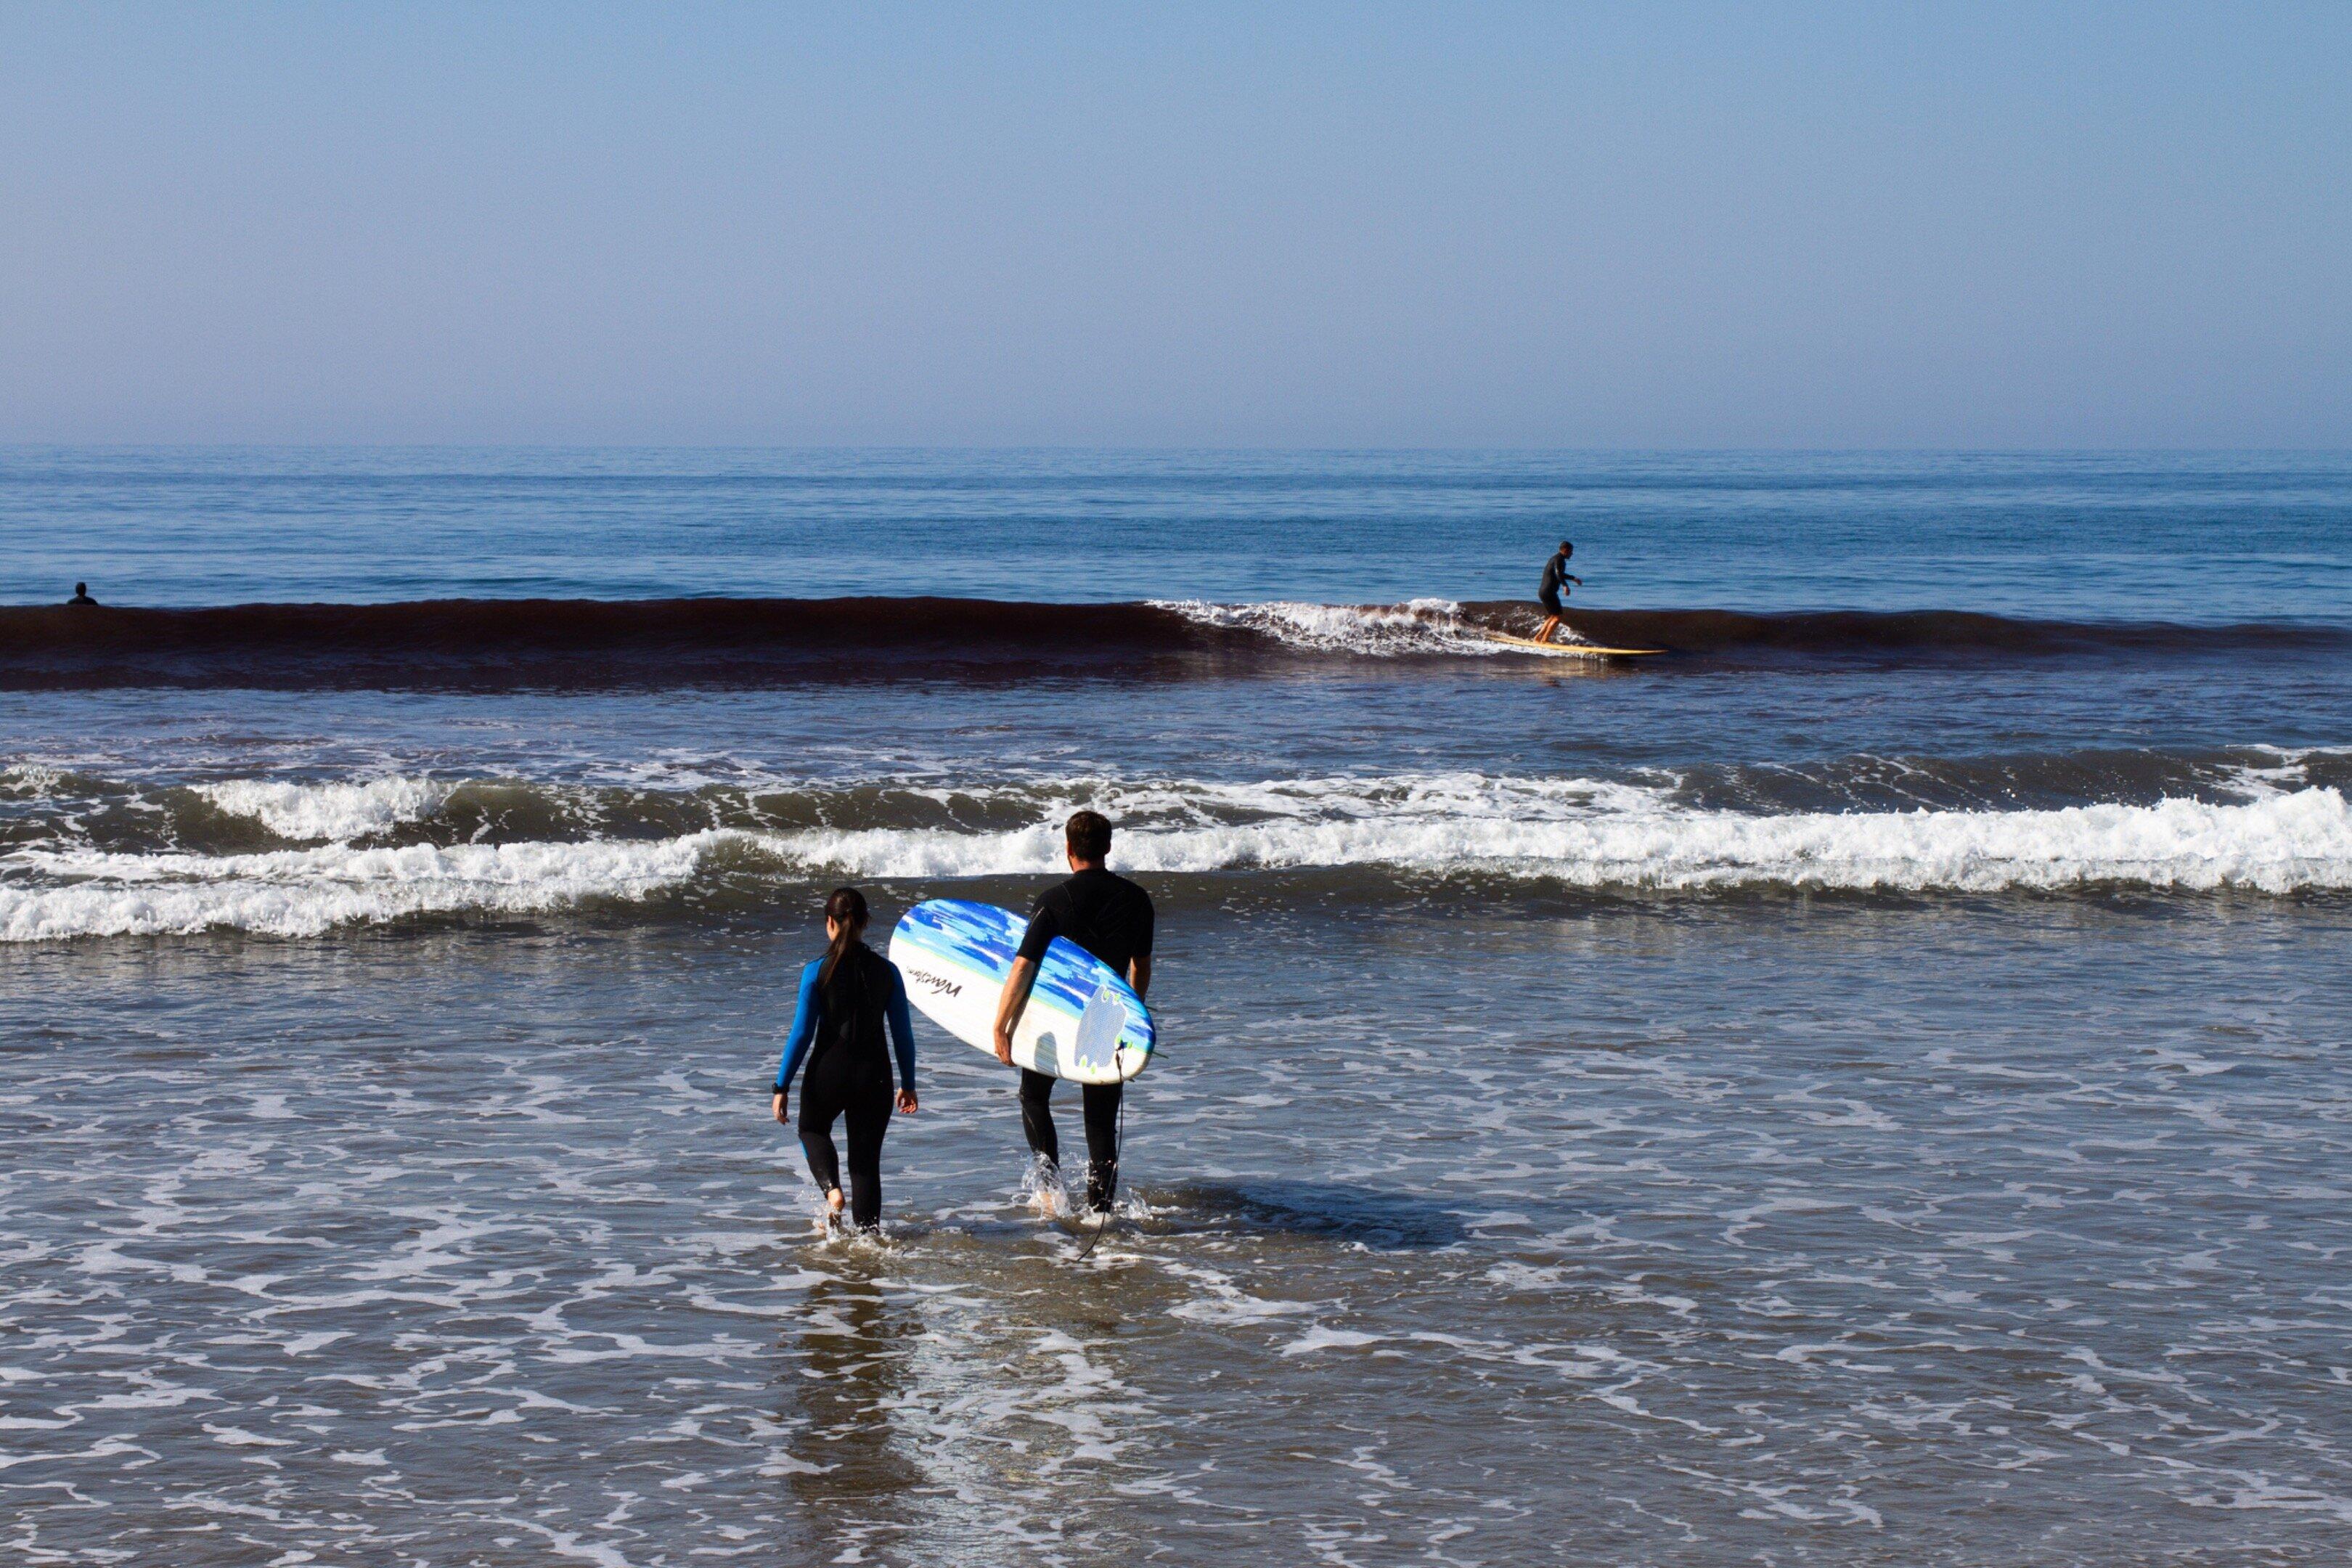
[771, 888, 918, 1231]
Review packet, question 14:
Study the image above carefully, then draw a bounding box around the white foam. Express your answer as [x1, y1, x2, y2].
[5, 776, 2346, 940]
[746, 783, 2352, 894]
[193, 777, 455, 841]
[1151, 597, 1509, 656]
[1281, 1325, 1384, 1355]
[2223, 747, 2352, 799]
[1, 834, 716, 941]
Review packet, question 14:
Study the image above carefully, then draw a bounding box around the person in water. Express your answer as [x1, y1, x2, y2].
[992, 809, 1154, 1215]
[68, 582, 97, 606]
[772, 887, 918, 1232]
[1535, 542, 1581, 645]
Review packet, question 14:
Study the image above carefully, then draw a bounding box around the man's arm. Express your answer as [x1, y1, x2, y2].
[992, 957, 1039, 1065]
[998, 896, 1063, 1064]
[1130, 891, 1155, 1001]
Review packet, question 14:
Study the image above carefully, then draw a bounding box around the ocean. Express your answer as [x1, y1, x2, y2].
[3, 449, 2350, 1565]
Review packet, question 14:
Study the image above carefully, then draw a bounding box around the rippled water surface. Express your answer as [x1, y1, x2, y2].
[5, 899, 2351, 1566]
[9, 447, 2352, 616]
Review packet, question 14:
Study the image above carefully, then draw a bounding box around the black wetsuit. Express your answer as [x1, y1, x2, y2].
[1538, 555, 1573, 613]
[1016, 867, 1154, 1210]
[774, 946, 915, 1230]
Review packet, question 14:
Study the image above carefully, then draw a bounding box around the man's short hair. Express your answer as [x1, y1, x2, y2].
[1066, 810, 1113, 862]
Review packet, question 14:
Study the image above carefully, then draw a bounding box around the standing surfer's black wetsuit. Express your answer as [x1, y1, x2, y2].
[773, 945, 916, 1230]
[1538, 552, 1574, 615]
[1016, 867, 1154, 1211]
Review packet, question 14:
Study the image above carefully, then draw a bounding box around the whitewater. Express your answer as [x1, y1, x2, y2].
[7, 772, 2347, 939]
[1147, 597, 1519, 656]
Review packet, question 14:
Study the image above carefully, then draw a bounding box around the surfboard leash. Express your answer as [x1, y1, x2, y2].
[1070, 1042, 1130, 1262]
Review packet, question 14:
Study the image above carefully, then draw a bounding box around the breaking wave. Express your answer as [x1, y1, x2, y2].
[5, 758, 2348, 939]
[4, 837, 714, 942]
[4, 597, 2345, 687]
[1144, 598, 1512, 656]
[193, 776, 454, 841]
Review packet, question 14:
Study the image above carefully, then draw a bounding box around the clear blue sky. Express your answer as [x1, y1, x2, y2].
[2, 3, 2345, 447]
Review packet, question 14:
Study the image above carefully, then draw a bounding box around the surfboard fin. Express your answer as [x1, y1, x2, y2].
[1071, 984, 1130, 1077]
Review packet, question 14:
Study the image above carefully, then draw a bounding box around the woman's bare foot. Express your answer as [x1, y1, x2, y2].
[814, 1187, 846, 1235]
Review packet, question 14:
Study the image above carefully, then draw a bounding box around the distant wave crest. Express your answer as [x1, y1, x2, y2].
[4, 596, 2344, 688]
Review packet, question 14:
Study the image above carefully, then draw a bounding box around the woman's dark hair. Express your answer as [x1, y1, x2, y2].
[820, 886, 870, 987]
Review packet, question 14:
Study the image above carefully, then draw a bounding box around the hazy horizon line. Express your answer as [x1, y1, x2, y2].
[7, 442, 2351, 458]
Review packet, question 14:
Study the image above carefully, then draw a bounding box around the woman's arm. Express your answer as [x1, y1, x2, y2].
[772, 961, 822, 1108]
[885, 962, 918, 1101]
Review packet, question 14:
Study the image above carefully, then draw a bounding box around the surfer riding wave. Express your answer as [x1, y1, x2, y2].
[1535, 541, 1582, 645]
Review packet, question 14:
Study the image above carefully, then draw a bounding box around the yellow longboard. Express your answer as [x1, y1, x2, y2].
[1482, 633, 1665, 659]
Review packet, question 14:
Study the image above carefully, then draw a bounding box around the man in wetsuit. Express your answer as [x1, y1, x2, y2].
[992, 809, 1153, 1215]
[1535, 542, 1581, 645]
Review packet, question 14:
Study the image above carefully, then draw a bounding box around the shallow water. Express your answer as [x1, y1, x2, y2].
[5, 898, 2351, 1565]
[3, 449, 2350, 1564]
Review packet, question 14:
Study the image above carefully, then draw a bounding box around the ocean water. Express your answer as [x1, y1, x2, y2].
[2, 449, 2351, 1565]
[7, 446, 2352, 616]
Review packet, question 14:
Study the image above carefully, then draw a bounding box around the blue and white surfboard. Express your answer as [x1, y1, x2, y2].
[888, 898, 1156, 1085]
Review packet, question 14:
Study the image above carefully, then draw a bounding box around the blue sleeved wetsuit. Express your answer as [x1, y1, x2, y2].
[773, 955, 917, 1095]
[775, 947, 917, 1231]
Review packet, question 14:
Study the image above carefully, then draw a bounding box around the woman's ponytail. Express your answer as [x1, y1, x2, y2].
[819, 886, 870, 989]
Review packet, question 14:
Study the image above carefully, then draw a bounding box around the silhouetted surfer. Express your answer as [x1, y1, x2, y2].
[67, 582, 98, 606]
[992, 810, 1153, 1216]
[1535, 542, 1580, 645]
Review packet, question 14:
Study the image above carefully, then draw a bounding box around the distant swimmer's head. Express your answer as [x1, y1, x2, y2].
[820, 886, 870, 983]
[68, 581, 97, 605]
[1066, 809, 1112, 869]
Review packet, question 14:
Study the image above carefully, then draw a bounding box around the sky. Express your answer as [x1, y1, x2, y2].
[1, 2, 2346, 448]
